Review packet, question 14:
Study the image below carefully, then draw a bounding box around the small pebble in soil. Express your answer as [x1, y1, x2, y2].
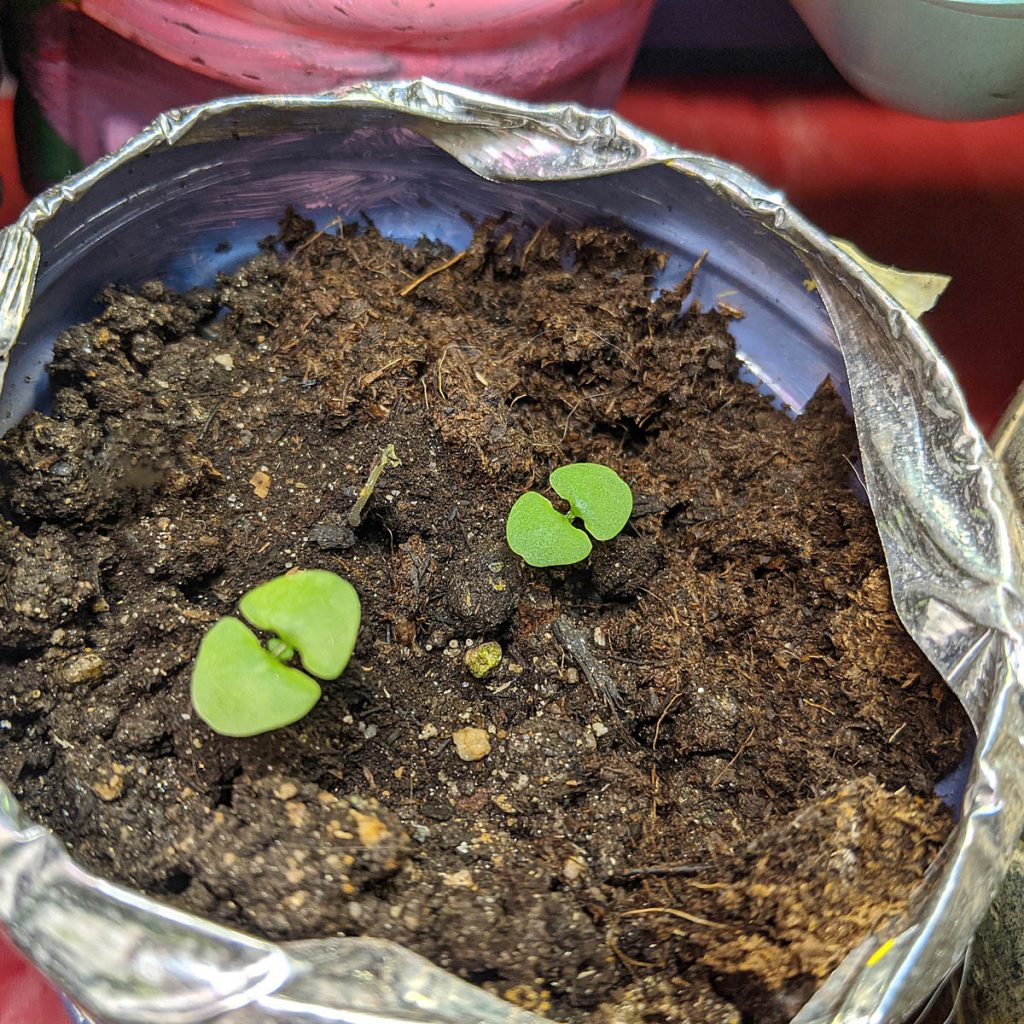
[306, 512, 356, 551]
[59, 652, 106, 686]
[464, 640, 502, 679]
[562, 855, 588, 884]
[451, 727, 492, 762]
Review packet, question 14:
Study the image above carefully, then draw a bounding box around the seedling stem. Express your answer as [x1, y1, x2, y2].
[348, 443, 401, 527]
[266, 636, 295, 662]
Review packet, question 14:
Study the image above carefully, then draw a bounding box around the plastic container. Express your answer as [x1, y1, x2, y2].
[791, 0, 1024, 119]
[5, 0, 653, 183]
[79, 0, 655, 102]
[0, 82, 1022, 1024]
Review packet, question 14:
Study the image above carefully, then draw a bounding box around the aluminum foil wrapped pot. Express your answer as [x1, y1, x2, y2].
[0, 81, 1022, 1024]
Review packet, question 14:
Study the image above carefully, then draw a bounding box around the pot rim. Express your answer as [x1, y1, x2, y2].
[0, 79, 1022, 1024]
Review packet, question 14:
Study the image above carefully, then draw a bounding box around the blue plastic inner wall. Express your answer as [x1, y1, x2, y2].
[0, 113, 842, 433]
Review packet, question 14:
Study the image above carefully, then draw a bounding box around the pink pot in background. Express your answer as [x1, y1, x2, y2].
[81, 0, 654, 99]
[8, 0, 654, 181]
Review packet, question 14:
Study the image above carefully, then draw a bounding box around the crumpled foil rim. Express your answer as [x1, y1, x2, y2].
[0, 79, 1021, 1024]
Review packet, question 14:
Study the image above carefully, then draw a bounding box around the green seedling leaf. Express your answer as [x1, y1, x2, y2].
[239, 569, 361, 680]
[506, 491, 592, 567]
[550, 463, 633, 541]
[191, 617, 322, 737]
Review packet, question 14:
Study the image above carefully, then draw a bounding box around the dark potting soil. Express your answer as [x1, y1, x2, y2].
[0, 216, 968, 1023]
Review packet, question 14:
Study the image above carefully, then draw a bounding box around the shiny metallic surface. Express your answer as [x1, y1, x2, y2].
[956, 386, 1024, 1024]
[0, 80, 1021, 1024]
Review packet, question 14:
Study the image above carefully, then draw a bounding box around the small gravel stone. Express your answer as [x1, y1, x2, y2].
[452, 727, 491, 762]
[91, 768, 125, 802]
[307, 512, 356, 551]
[465, 640, 502, 679]
[562, 856, 587, 883]
[60, 652, 106, 686]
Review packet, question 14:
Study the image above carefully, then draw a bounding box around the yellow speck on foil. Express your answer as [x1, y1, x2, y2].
[867, 938, 896, 967]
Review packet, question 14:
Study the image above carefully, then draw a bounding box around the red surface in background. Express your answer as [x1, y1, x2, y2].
[0, 96, 28, 227]
[0, 930, 67, 1023]
[2, 77, 1024, 1021]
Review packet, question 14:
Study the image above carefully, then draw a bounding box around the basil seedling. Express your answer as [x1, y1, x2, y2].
[506, 463, 633, 567]
[191, 569, 360, 737]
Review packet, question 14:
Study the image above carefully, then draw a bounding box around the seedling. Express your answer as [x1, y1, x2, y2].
[190, 618, 322, 739]
[348, 444, 400, 528]
[191, 569, 361, 737]
[506, 463, 633, 567]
